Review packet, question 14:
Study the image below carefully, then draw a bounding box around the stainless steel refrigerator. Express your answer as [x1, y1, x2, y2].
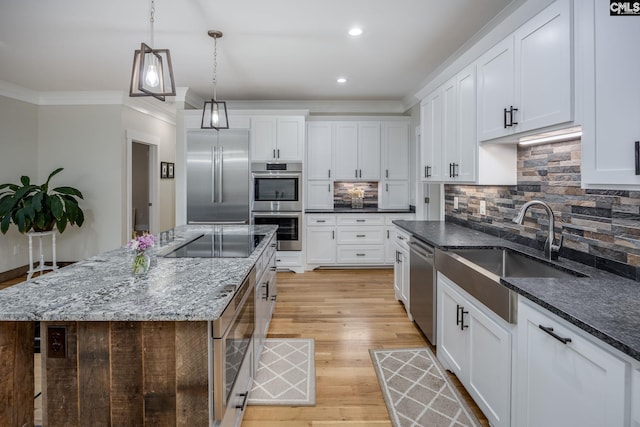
[186, 129, 250, 224]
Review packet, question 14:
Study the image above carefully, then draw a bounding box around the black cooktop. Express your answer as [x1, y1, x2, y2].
[165, 232, 265, 258]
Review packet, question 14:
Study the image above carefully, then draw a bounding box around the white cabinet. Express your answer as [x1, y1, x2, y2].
[420, 65, 478, 183]
[477, 0, 572, 141]
[382, 122, 410, 180]
[306, 181, 333, 210]
[306, 213, 410, 269]
[305, 215, 336, 265]
[393, 227, 411, 318]
[632, 367, 640, 426]
[380, 121, 410, 209]
[334, 122, 380, 180]
[306, 122, 333, 180]
[437, 273, 512, 427]
[420, 90, 443, 181]
[516, 299, 627, 427]
[251, 116, 304, 162]
[578, 0, 640, 187]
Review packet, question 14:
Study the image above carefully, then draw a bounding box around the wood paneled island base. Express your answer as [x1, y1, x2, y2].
[1, 320, 210, 427]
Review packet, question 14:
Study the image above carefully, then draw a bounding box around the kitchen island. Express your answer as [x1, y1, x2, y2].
[0, 224, 277, 427]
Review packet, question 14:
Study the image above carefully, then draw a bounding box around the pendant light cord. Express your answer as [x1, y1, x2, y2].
[212, 35, 218, 100]
[149, 0, 155, 47]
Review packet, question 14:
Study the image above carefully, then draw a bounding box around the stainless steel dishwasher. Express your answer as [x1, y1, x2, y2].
[409, 238, 436, 345]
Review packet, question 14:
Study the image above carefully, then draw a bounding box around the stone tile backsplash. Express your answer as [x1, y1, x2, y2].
[445, 139, 640, 281]
[334, 181, 378, 208]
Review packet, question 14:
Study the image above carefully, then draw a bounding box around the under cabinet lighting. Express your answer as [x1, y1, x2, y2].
[518, 127, 582, 146]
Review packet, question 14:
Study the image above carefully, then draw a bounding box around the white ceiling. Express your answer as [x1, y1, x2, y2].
[0, 0, 517, 108]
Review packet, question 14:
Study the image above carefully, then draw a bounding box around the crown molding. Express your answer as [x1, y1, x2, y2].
[225, 99, 408, 115]
[0, 80, 40, 104]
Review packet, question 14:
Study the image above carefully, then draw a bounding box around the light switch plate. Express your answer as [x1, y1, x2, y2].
[480, 200, 486, 215]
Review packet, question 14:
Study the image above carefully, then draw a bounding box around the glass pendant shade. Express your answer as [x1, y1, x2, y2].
[129, 43, 176, 101]
[201, 99, 229, 130]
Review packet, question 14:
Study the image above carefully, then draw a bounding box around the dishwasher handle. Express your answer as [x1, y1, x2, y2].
[409, 240, 434, 261]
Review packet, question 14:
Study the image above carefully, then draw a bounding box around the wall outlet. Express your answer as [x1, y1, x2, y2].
[480, 200, 487, 215]
[47, 326, 67, 359]
[424, 197, 430, 204]
[453, 196, 459, 210]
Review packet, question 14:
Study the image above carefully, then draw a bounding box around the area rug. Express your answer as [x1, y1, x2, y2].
[369, 348, 480, 427]
[248, 338, 315, 406]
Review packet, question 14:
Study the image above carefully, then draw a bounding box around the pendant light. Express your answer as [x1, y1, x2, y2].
[201, 30, 229, 130]
[129, 0, 176, 101]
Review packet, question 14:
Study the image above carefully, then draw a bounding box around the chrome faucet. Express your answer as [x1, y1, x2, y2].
[513, 200, 563, 261]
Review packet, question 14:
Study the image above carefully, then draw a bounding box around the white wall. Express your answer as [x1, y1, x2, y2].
[0, 95, 39, 273]
[37, 105, 124, 261]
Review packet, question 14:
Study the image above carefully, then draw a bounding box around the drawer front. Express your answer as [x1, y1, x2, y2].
[337, 227, 384, 244]
[275, 251, 302, 266]
[337, 246, 385, 264]
[307, 214, 337, 226]
[337, 215, 385, 226]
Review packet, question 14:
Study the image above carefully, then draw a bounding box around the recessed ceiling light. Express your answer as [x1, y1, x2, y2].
[337, 77, 348, 84]
[348, 27, 363, 36]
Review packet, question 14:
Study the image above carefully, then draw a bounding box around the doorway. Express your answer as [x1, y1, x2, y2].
[132, 142, 150, 235]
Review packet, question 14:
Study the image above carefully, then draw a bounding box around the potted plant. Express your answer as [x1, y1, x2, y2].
[0, 168, 84, 234]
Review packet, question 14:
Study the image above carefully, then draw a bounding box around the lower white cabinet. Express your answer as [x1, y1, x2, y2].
[254, 236, 277, 372]
[306, 213, 413, 269]
[437, 273, 512, 427]
[393, 227, 411, 319]
[632, 367, 640, 426]
[516, 299, 627, 427]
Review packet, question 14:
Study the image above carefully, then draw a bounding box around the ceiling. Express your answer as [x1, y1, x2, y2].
[0, 0, 517, 109]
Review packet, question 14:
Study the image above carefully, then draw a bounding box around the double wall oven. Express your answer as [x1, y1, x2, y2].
[251, 163, 302, 251]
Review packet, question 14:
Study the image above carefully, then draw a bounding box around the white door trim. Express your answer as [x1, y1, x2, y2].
[125, 129, 160, 243]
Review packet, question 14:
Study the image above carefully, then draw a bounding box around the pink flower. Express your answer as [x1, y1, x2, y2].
[129, 233, 155, 253]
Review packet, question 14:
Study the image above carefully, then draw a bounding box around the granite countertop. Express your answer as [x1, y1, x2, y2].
[0, 224, 277, 322]
[394, 220, 640, 362]
[306, 207, 414, 214]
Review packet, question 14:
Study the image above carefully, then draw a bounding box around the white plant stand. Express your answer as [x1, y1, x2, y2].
[27, 231, 58, 281]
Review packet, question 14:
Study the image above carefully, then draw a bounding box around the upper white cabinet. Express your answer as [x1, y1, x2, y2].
[477, 0, 572, 141]
[382, 122, 410, 180]
[334, 122, 380, 180]
[307, 122, 333, 180]
[420, 89, 444, 182]
[516, 298, 627, 427]
[251, 116, 305, 162]
[381, 121, 411, 209]
[579, 0, 640, 187]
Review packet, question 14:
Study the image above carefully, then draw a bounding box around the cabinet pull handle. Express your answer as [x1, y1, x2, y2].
[426, 165, 432, 178]
[359, 169, 362, 178]
[452, 163, 459, 178]
[328, 169, 331, 178]
[277, 149, 280, 158]
[355, 169, 358, 178]
[317, 219, 326, 223]
[504, 108, 508, 128]
[635, 141, 640, 175]
[236, 392, 249, 409]
[356, 253, 366, 257]
[328, 183, 331, 192]
[386, 169, 389, 178]
[356, 234, 366, 238]
[386, 183, 389, 192]
[332, 230, 335, 239]
[449, 163, 453, 178]
[356, 219, 365, 222]
[510, 106, 518, 126]
[273, 149, 276, 158]
[456, 304, 468, 330]
[387, 230, 390, 239]
[538, 325, 572, 344]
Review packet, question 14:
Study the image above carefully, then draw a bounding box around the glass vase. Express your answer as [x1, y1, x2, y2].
[132, 253, 150, 275]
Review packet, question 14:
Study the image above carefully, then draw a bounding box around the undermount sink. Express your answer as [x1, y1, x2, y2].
[450, 248, 587, 279]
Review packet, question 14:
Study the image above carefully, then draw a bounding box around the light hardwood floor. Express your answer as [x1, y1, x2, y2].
[243, 269, 489, 427]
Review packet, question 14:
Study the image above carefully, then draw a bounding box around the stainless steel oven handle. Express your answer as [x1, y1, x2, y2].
[252, 172, 302, 178]
[252, 212, 302, 218]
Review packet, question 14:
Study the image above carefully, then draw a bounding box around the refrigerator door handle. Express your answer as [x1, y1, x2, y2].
[211, 147, 217, 203]
[218, 146, 224, 203]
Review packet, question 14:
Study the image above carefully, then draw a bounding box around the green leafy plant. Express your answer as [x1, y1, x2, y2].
[0, 168, 84, 234]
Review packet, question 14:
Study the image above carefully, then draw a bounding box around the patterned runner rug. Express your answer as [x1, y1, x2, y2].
[369, 347, 480, 427]
[249, 338, 316, 406]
